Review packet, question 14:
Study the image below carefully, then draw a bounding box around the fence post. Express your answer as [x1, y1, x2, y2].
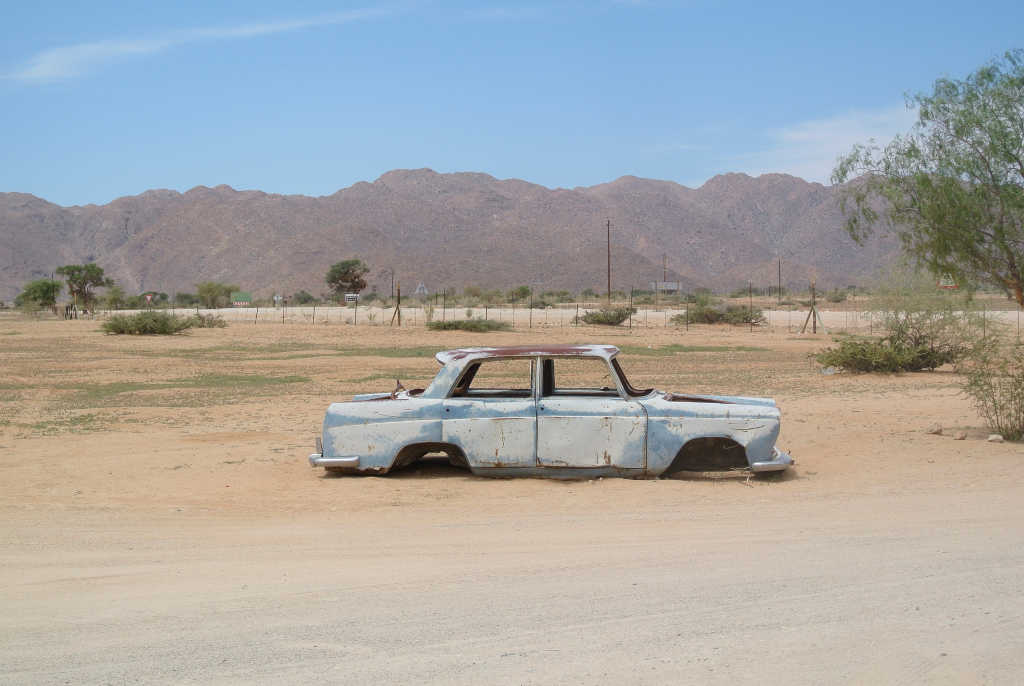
[628, 288, 633, 329]
[748, 281, 753, 333]
[529, 295, 533, 328]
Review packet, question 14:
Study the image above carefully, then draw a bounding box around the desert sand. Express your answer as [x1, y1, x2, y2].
[1, 317, 1022, 684]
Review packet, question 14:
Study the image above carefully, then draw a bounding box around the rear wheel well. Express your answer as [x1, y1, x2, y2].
[392, 442, 469, 470]
[664, 437, 748, 474]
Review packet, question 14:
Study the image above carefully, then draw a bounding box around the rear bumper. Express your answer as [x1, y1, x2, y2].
[750, 448, 793, 472]
[308, 454, 360, 469]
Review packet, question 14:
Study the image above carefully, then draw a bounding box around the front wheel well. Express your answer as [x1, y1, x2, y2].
[663, 436, 748, 475]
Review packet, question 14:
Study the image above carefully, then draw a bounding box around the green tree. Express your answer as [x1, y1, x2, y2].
[174, 292, 199, 306]
[292, 290, 318, 304]
[325, 259, 369, 298]
[832, 49, 1024, 306]
[507, 285, 531, 302]
[15, 279, 62, 308]
[103, 285, 128, 310]
[56, 263, 113, 308]
[195, 282, 238, 309]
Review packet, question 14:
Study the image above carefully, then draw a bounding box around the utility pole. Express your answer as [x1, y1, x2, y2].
[662, 253, 667, 283]
[778, 257, 782, 304]
[606, 219, 612, 304]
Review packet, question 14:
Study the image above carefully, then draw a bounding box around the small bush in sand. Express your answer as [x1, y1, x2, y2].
[102, 311, 193, 335]
[426, 319, 510, 332]
[961, 341, 1024, 441]
[578, 307, 635, 326]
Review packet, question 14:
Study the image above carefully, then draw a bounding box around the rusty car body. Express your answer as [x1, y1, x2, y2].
[308, 345, 792, 478]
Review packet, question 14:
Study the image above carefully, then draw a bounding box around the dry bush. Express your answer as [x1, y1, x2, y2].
[102, 311, 193, 335]
[191, 313, 227, 328]
[426, 319, 510, 332]
[578, 307, 635, 326]
[961, 341, 1024, 440]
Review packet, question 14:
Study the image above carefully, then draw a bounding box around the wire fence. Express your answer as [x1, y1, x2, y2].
[141, 300, 1024, 337]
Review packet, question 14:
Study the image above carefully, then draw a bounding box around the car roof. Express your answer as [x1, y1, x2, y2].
[435, 344, 619, 365]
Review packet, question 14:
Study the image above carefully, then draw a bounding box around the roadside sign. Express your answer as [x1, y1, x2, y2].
[145, 293, 153, 304]
[344, 293, 360, 302]
[938, 273, 958, 290]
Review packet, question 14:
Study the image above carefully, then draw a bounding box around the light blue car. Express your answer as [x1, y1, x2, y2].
[309, 345, 792, 478]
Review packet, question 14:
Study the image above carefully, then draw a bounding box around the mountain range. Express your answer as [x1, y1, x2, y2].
[0, 169, 898, 302]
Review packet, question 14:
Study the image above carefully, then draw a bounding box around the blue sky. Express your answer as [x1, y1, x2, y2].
[2, 0, 1021, 206]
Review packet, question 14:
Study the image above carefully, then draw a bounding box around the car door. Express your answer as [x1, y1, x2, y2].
[442, 358, 537, 468]
[536, 357, 646, 470]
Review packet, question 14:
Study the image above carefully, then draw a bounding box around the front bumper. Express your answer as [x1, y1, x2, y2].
[750, 448, 793, 472]
[308, 453, 361, 469]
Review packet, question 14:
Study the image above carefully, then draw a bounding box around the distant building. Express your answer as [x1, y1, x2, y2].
[230, 291, 253, 307]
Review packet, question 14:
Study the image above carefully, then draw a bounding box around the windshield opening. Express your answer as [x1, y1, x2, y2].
[612, 358, 652, 397]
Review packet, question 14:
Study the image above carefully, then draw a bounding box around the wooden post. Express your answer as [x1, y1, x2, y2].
[628, 288, 633, 329]
[390, 283, 402, 326]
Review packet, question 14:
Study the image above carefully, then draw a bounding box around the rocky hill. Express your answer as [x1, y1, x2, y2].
[0, 169, 898, 301]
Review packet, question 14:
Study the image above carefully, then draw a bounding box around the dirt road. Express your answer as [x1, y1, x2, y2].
[2, 318, 1022, 684]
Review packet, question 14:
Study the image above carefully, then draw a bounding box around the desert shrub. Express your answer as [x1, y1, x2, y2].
[961, 341, 1024, 440]
[102, 311, 193, 335]
[426, 319, 510, 332]
[578, 307, 635, 326]
[825, 289, 848, 303]
[815, 337, 956, 373]
[814, 269, 981, 372]
[190, 313, 227, 328]
[672, 294, 764, 326]
[869, 269, 981, 358]
[721, 304, 765, 325]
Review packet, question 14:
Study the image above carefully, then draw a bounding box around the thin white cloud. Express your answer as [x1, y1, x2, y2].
[7, 8, 390, 82]
[735, 104, 918, 184]
[464, 6, 549, 21]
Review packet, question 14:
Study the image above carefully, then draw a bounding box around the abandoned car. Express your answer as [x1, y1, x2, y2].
[309, 345, 792, 478]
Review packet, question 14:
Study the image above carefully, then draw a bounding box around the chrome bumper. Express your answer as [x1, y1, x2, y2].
[750, 448, 793, 472]
[308, 454, 360, 469]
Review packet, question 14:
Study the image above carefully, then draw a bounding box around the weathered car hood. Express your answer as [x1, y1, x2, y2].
[661, 391, 777, 408]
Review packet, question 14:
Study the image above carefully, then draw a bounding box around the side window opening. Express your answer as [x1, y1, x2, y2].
[542, 358, 620, 397]
[451, 358, 534, 398]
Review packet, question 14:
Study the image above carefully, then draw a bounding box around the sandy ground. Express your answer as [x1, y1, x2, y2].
[1, 316, 1023, 684]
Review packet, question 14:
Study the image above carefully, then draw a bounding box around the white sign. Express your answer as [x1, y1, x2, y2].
[344, 293, 360, 302]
